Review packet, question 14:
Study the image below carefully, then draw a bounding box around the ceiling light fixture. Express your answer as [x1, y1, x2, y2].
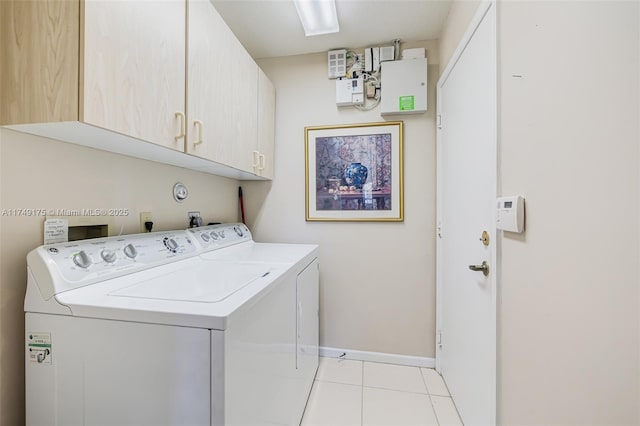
[293, 0, 339, 37]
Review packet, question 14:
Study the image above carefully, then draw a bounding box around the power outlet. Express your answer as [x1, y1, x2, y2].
[188, 211, 202, 228]
[140, 212, 153, 233]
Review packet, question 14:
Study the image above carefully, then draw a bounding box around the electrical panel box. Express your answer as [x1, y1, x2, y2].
[328, 49, 347, 79]
[336, 77, 364, 106]
[380, 58, 427, 115]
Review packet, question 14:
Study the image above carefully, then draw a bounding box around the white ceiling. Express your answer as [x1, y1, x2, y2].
[211, 0, 453, 59]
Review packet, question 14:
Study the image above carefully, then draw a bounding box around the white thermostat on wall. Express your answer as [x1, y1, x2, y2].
[496, 195, 525, 233]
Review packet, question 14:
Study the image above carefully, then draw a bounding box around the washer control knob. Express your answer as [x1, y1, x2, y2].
[210, 232, 219, 240]
[233, 226, 243, 237]
[73, 251, 92, 269]
[201, 233, 210, 243]
[123, 244, 138, 259]
[219, 231, 226, 238]
[101, 248, 117, 263]
[164, 237, 179, 252]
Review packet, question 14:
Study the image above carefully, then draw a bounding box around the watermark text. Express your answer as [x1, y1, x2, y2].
[1, 208, 130, 217]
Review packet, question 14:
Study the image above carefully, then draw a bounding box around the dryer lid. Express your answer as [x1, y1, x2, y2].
[109, 262, 271, 303]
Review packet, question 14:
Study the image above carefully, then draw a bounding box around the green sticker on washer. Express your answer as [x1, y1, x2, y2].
[399, 96, 415, 111]
[28, 332, 52, 364]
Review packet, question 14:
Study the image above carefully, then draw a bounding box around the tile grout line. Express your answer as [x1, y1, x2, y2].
[315, 378, 363, 387]
[361, 384, 430, 395]
[435, 370, 465, 425]
[445, 386, 464, 421]
[418, 367, 430, 394]
[420, 368, 442, 426]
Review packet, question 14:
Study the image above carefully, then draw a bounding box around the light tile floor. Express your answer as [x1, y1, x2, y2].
[301, 357, 463, 426]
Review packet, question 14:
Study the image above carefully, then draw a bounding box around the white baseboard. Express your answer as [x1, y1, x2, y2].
[319, 346, 435, 368]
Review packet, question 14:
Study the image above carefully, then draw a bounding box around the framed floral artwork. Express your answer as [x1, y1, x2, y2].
[305, 121, 404, 221]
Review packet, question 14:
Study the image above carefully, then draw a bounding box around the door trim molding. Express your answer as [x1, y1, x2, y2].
[435, 0, 498, 423]
[438, 1, 494, 87]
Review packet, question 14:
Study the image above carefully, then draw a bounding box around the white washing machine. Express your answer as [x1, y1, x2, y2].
[25, 223, 319, 426]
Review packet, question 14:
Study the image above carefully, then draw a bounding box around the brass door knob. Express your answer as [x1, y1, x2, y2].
[468, 261, 489, 277]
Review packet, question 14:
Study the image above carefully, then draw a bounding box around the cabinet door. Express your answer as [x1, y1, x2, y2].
[82, 0, 186, 152]
[229, 46, 258, 173]
[257, 69, 275, 179]
[0, 0, 80, 125]
[187, 0, 228, 163]
[187, 0, 258, 171]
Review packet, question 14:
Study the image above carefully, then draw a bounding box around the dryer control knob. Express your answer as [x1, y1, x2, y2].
[210, 232, 219, 240]
[201, 233, 210, 243]
[233, 226, 243, 237]
[164, 237, 179, 252]
[123, 244, 138, 259]
[73, 251, 92, 269]
[101, 248, 117, 263]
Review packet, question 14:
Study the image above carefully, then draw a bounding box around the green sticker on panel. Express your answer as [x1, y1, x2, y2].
[27, 332, 52, 364]
[399, 96, 415, 111]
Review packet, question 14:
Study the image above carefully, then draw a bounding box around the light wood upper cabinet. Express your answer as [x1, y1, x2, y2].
[228, 47, 259, 173]
[82, 0, 186, 151]
[187, 0, 276, 179]
[257, 69, 276, 179]
[1, 0, 80, 124]
[1, 0, 275, 180]
[1, 0, 186, 153]
[187, 0, 259, 174]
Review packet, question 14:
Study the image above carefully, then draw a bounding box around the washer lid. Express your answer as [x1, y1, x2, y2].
[109, 262, 271, 303]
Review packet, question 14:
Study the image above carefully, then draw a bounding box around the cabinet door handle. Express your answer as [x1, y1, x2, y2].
[252, 150, 260, 172]
[193, 120, 203, 146]
[174, 112, 185, 140]
[259, 153, 265, 171]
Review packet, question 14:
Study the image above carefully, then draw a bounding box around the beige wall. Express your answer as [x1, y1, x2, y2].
[439, 0, 481, 71]
[245, 42, 438, 358]
[498, 1, 639, 423]
[440, 0, 639, 423]
[0, 128, 240, 425]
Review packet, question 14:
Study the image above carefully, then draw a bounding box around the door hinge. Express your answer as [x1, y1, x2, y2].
[437, 114, 442, 129]
[437, 331, 443, 348]
[437, 222, 443, 239]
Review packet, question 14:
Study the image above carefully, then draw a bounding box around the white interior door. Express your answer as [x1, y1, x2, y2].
[436, 2, 497, 425]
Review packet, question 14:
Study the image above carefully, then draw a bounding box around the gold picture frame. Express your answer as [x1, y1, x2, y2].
[305, 121, 404, 222]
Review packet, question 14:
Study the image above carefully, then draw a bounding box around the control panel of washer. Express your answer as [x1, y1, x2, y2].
[40, 231, 197, 285]
[28, 223, 255, 299]
[187, 223, 252, 251]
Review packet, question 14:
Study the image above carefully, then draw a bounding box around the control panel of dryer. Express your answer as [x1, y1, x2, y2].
[187, 223, 252, 252]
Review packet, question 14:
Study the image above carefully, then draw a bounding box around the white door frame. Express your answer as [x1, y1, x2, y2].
[435, 0, 499, 422]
